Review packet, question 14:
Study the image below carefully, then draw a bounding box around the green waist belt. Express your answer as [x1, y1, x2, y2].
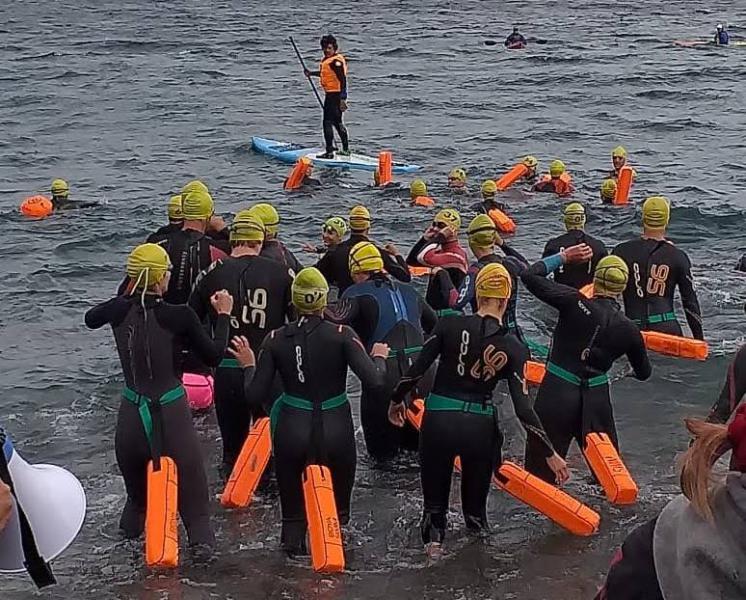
[526, 338, 550, 359]
[436, 308, 462, 317]
[218, 357, 241, 369]
[425, 393, 494, 416]
[388, 345, 422, 358]
[122, 385, 185, 442]
[270, 392, 348, 437]
[635, 311, 677, 325]
[546, 362, 608, 388]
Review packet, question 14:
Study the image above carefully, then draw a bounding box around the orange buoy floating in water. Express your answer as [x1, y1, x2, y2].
[583, 432, 638, 505]
[283, 156, 313, 191]
[579, 283, 594, 298]
[641, 330, 708, 361]
[488, 208, 516, 234]
[145, 456, 179, 568]
[378, 151, 393, 186]
[495, 163, 529, 191]
[220, 417, 272, 509]
[20, 195, 53, 218]
[524, 360, 546, 386]
[613, 166, 634, 205]
[303, 464, 345, 573]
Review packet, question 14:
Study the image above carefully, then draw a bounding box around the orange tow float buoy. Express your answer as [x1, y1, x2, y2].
[641, 330, 708, 361]
[405, 397, 425, 429]
[495, 163, 529, 191]
[283, 156, 313, 191]
[524, 361, 546, 386]
[303, 464, 345, 573]
[613, 166, 633, 205]
[488, 208, 516, 234]
[408, 265, 431, 277]
[221, 417, 272, 508]
[378, 151, 393, 186]
[583, 432, 638, 505]
[20, 195, 53, 218]
[145, 456, 179, 567]
[579, 283, 594, 298]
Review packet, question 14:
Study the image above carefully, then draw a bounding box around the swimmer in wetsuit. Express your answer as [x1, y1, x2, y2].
[236, 267, 389, 555]
[148, 194, 184, 241]
[613, 196, 704, 340]
[248, 203, 302, 276]
[326, 242, 437, 461]
[447, 168, 468, 193]
[406, 209, 468, 313]
[85, 243, 233, 557]
[435, 214, 529, 341]
[389, 263, 568, 553]
[504, 26, 527, 48]
[302, 216, 348, 255]
[542, 203, 607, 289]
[533, 160, 574, 197]
[521, 251, 652, 484]
[600, 178, 617, 204]
[470, 179, 506, 214]
[410, 179, 435, 207]
[315, 205, 411, 294]
[49, 179, 98, 210]
[189, 213, 294, 470]
[520, 155, 539, 184]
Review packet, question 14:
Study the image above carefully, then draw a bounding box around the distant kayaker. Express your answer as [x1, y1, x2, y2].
[304, 35, 350, 159]
[504, 27, 527, 48]
[715, 23, 729, 46]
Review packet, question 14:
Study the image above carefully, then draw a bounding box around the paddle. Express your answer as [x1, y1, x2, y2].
[484, 38, 547, 46]
[289, 36, 324, 109]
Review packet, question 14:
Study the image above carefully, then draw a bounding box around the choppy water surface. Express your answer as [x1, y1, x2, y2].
[1, 1, 745, 598]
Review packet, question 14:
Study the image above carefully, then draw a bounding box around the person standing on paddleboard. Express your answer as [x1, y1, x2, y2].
[304, 35, 349, 159]
[504, 26, 527, 49]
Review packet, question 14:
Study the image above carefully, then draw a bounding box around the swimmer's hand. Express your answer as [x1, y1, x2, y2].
[211, 290, 234, 315]
[388, 401, 407, 428]
[546, 453, 570, 485]
[383, 243, 399, 256]
[208, 215, 227, 234]
[370, 343, 389, 359]
[228, 335, 255, 368]
[561, 243, 593, 264]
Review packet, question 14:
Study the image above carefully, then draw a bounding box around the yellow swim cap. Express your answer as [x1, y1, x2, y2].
[522, 155, 538, 168]
[468, 214, 499, 249]
[593, 255, 629, 297]
[323, 216, 348, 238]
[475, 263, 512, 300]
[167, 195, 183, 221]
[410, 179, 428, 198]
[600, 178, 617, 201]
[642, 196, 670, 229]
[349, 241, 384, 275]
[126, 243, 171, 290]
[549, 160, 566, 178]
[230, 211, 265, 243]
[434, 208, 461, 231]
[481, 180, 498, 197]
[563, 202, 586, 230]
[182, 189, 214, 220]
[448, 168, 467, 182]
[292, 267, 329, 313]
[181, 179, 209, 196]
[248, 203, 279, 236]
[51, 179, 69, 198]
[348, 205, 371, 232]
[612, 145, 628, 159]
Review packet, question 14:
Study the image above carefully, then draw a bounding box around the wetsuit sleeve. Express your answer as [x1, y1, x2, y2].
[419, 296, 438, 334]
[420, 243, 465, 270]
[187, 272, 211, 322]
[330, 60, 347, 99]
[406, 237, 429, 266]
[341, 326, 385, 388]
[382, 251, 411, 283]
[179, 306, 229, 367]
[323, 295, 361, 325]
[433, 269, 459, 309]
[84, 296, 130, 329]
[677, 253, 704, 340]
[245, 333, 277, 409]
[501, 243, 529, 268]
[707, 347, 746, 423]
[450, 265, 477, 310]
[391, 321, 443, 403]
[507, 342, 556, 458]
[520, 256, 581, 312]
[626, 326, 652, 381]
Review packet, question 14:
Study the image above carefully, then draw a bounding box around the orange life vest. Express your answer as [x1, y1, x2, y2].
[537, 173, 573, 196]
[320, 54, 347, 93]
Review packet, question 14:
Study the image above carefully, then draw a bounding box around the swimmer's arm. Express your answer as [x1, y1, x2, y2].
[84, 296, 129, 329]
[419, 296, 438, 334]
[707, 347, 746, 423]
[187, 274, 210, 322]
[520, 255, 580, 310]
[677, 256, 704, 340]
[626, 327, 652, 381]
[324, 296, 360, 325]
[245, 335, 277, 410]
[450, 266, 476, 310]
[406, 237, 429, 266]
[343, 326, 386, 389]
[391, 324, 443, 403]
[501, 243, 529, 269]
[382, 250, 412, 283]
[181, 306, 229, 367]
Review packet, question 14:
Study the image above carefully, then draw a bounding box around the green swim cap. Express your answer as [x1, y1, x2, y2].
[126, 243, 171, 290]
[642, 196, 670, 230]
[563, 202, 586, 231]
[51, 179, 69, 198]
[248, 203, 280, 236]
[467, 214, 499, 249]
[448, 168, 467, 182]
[612, 145, 627, 159]
[600, 178, 617, 201]
[549, 160, 566, 178]
[522, 155, 538, 168]
[481, 180, 497, 197]
[292, 267, 329, 313]
[230, 211, 265, 243]
[594, 255, 629, 297]
[323, 216, 347, 238]
[434, 208, 461, 232]
[181, 179, 209, 196]
[167, 195, 183, 221]
[182, 189, 214, 220]
[410, 179, 428, 198]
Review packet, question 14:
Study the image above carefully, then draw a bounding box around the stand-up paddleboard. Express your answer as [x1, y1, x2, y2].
[251, 137, 422, 173]
[674, 39, 746, 48]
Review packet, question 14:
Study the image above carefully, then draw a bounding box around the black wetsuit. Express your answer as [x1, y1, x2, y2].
[504, 33, 527, 47]
[406, 236, 468, 312]
[51, 196, 98, 210]
[326, 272, 437, 460]
[84, 294, 228, 547]
[521, 256, 652, 483]
[392, 314, 556, 543]
[316, 233, 411, 294]
[243, 317, 386, 553]
[260, 238, 302, 276]
[542, 230, 608, 289]
[736, 254, 746, 272]
[436, 245, 528, 341]
[613, 238, 704, 339]
[189, 254, 293, 468]
[147, 222, 182, 242]
[708, 344, 746, 424]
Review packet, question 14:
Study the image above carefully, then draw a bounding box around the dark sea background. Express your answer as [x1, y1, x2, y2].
[1, 1, 745, 598]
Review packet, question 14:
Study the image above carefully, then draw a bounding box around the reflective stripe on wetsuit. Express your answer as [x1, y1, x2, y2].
[545, 362, 609, 388]
[122, 385, 185, 442]
[425, 393, 495, 416]
[269, 392, 348, 438]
